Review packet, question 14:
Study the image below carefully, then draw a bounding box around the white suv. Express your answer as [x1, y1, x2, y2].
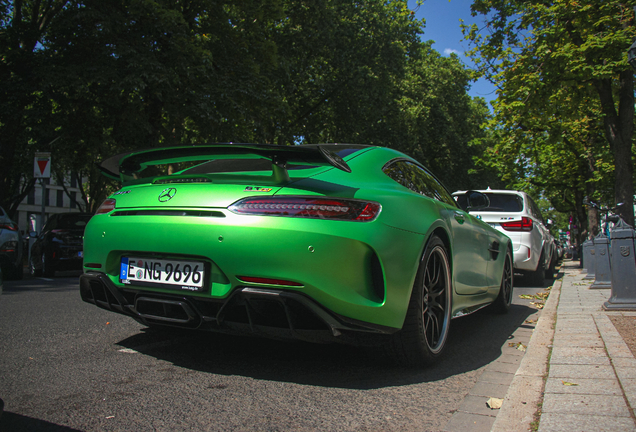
[453, 190, 555, 286]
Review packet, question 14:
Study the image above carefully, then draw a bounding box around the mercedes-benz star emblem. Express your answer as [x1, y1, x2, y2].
[158, 188, 177, 202]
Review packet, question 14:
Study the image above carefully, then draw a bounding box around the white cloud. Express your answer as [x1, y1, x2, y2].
[443, 48, 462, 56]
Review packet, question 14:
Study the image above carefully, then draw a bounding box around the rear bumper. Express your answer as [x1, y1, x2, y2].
[82, 212, 425, 329]
[80, 272, 397, 344]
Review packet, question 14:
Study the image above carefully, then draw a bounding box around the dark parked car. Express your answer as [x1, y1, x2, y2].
[0, 206, 23, 280]
[30, 212, 93, 277]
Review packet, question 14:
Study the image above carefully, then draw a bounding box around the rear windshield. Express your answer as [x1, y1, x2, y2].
[480, 193, 524, 212]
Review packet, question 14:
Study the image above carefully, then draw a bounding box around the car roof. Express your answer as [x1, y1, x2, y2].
[452, 189, 526, 196]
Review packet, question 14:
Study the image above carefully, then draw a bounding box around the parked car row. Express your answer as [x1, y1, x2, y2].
[0, 206, 23, 280]
[454, 189, 559, 286]
[0, 207, 92, 279]
[29, 213, 93, 277]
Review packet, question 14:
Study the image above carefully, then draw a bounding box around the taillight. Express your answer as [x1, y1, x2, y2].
[501, 216, 533, 232]
[0, 222, 18, 231]
[96, 199, 116, 214]
[229, 197, 381, 222]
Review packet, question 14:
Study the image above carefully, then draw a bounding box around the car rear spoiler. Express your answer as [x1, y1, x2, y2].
[97, 143, 352, 184]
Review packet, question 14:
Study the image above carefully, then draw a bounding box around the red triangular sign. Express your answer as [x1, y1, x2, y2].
[37, 160, 49, 175]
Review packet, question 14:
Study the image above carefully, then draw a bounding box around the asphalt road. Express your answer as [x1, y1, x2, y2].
[0, 271, 551, 432]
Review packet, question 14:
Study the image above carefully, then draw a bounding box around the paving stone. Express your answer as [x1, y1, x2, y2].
[605, 343, 635, 358]
[468, 381, 510, 399]
[551, 336, 604, 348]
[544, 377, 622, 395]
[548, 364, 616, 380]
[442, 411, 496, 432]
[456, 395, 499, 417]
[478, 371, 515, 386]
[538, 413, 636, 432]
[485, 360, 521, 374]
[541, 393, 631, 417]
[620, 378, 636, 409]
[550, 346, 607, 358]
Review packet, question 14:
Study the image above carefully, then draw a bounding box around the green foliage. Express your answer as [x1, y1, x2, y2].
[463, 0, 636, 230]
[0, 0, 496, 214]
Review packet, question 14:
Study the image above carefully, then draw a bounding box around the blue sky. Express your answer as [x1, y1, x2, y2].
[408, 0, 497, 106]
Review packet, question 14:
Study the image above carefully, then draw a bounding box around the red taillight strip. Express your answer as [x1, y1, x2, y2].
[238, 276, 303, 287]
[501, 216, 533, 232]
[229, 196, 381, 222]
[0, 223, 18, 231]
[96, 199, 116, 214]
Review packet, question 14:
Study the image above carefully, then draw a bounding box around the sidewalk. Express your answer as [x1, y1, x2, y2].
[492, 260, 636, 431]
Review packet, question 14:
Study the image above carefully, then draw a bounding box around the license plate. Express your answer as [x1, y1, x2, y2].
[120, 257, 205, 291]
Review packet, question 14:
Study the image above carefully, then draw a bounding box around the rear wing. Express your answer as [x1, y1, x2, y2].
[98, 143, 352, 184]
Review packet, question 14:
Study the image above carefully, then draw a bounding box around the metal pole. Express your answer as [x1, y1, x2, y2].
[40, 178, 46, 233]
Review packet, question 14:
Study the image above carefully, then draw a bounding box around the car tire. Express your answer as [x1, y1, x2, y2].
[528, 252, 545, 287]
[547, 254, 556, 279]
[42, 254, 55, 278]
[30, 258, 42, 277]
[386, 235, 452, 367]
[489, 249, 513, 314]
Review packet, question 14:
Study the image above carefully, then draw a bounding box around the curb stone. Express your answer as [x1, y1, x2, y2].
[490, 274, 562, 431]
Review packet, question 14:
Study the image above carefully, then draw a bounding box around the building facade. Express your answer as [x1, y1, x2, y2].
[16, 174, 86, 235]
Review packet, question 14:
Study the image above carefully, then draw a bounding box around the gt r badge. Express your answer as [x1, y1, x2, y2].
[158, 188, 177, 202]
[245, 187, 273, 192]
[113, 190, 131, 196]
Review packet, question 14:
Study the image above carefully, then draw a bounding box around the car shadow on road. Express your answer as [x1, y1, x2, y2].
[115, 302, 539, 390]
[0, 412, 83, 432]
[1, 272, 82, 295]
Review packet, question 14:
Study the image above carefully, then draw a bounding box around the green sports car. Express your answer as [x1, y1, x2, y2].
[79, 144, 513, 366]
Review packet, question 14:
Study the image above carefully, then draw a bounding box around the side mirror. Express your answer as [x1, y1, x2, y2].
[465, 191, 490, 212]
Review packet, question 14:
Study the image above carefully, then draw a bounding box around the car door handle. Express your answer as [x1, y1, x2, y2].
[454, 212, 465, 224]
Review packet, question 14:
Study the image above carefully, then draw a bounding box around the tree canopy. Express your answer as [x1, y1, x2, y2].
[463, 0, 636, 231]
[1, 0, 496, 215]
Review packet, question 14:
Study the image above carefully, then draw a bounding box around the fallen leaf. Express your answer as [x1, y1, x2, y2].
[562, 381, 579, 386]
[508, 342, 526, 351]
[519, 294, 534, 299]
[106, 416, 115, 419]
[487, 397, 503, 409]
[525, 318, 537, 324]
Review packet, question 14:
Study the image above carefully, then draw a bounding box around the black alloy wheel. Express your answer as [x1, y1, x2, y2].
[490, 249, 513, 313]
[388, 235, 452, 366]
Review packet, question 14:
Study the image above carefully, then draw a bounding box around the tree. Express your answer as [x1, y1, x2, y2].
[2, 0, 493, 215]
[463, 0, 635, 227]
[0, 0, 70, 216]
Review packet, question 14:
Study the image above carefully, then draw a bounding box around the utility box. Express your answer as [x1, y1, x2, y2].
[603, 219, 636, 311]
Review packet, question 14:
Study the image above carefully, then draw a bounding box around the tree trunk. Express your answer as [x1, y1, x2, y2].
[593, 73, 635, 227]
